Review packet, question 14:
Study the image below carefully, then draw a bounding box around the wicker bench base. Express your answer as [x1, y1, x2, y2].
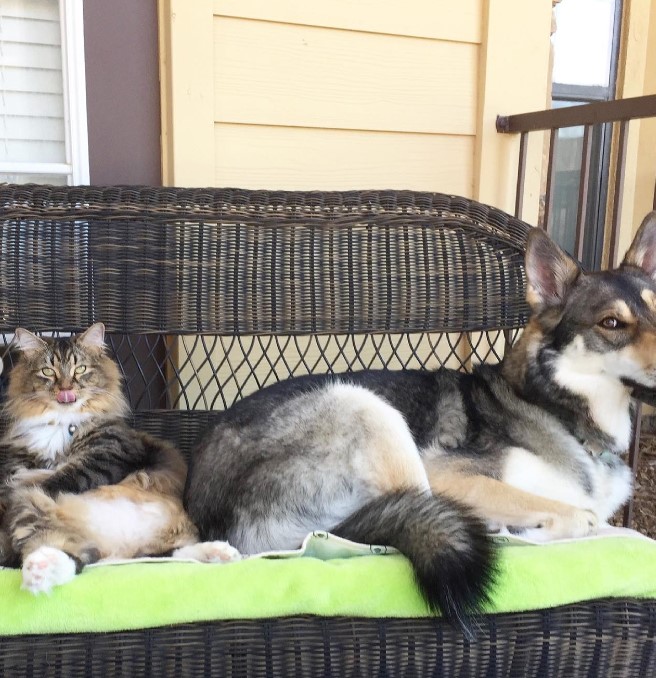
[1, 600, 654, 678]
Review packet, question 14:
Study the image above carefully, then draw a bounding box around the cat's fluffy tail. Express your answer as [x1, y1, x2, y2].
[332, 489, 496, 633]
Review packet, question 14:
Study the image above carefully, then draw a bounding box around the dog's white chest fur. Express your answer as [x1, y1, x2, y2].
[552, 339, 633, 451]
[503, 445, 632, 522]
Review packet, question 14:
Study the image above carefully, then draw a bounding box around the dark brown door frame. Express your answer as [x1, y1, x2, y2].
[83, 0, 162, 186]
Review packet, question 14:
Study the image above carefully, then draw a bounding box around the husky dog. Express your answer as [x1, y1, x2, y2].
[185, 211, 656, 627]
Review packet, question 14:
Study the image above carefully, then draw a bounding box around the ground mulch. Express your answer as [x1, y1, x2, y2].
[629, 433, 656, 539]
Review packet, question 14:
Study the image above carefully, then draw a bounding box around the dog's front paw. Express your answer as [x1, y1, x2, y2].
[172, 540, 242, 564]
[21, 546, 77, 594]
[513, 508, 598, 542]
[542, 508, 598, 540]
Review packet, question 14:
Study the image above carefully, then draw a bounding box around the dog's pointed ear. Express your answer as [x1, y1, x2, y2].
[622, 211, 656, 280]
[525, 228, 581, 312]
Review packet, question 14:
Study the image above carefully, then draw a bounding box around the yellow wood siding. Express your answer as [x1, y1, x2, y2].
[210, 14, 478, 192]
[214, 124, 474, 192]
[618, 0, 656, 257]
[161, 0, 513, 196]
[213, 18, 477, 135]
[213, 0, 482, 42]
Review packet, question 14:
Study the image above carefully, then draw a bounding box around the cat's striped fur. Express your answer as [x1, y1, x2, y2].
[0, 323, 239, 593]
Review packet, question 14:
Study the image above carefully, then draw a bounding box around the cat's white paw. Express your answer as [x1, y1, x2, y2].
[172, 540, 242, 564]
[21, 546, 77, 594]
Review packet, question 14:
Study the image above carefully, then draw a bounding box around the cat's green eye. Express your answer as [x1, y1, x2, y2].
[41, 367, 56, 377]
[74, 365, 87, 375]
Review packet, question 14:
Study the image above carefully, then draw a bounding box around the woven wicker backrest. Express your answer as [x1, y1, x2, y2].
[0, 186, 532, 455]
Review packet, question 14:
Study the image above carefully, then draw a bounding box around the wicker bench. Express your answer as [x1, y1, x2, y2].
[0, 185, 654, 677]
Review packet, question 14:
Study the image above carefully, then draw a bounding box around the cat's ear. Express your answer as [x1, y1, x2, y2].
[525, 227, 581, 312]
[76, 323, 106, 350]
[13, 328, 48, 354]
[622, 211, 656, 280]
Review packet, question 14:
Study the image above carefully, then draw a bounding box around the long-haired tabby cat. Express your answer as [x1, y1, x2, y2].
[0, 323, 240, 594]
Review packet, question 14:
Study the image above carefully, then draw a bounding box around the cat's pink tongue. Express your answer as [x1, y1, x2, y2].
[56, 390, 77, 404]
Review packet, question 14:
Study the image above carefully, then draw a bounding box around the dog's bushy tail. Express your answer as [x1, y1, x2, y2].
[333, 489, 496, 631]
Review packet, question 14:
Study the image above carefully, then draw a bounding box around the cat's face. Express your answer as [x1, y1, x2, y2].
[6, 323, 127, 418]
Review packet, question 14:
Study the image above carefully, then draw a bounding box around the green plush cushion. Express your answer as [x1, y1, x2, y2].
[1, 536, 655, 636]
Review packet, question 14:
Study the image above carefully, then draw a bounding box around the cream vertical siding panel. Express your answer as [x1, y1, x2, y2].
[213, 0, 482, 43]
[469, 0, 551, 369]
[475, 0, 552, 220]
[632, 4, 656, 227]
[159, 0, 215, 187]
[616, 0, 656, 259]
[213, 18, 477, 135]
[213, 123, 474, 193]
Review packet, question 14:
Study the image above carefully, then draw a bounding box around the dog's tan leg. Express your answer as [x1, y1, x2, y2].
[429, 472, 598, 540]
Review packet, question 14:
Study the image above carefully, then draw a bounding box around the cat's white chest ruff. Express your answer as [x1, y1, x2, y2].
[12, 413, 88, 462]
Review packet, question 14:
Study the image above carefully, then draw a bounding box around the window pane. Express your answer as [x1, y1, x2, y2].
[552, 0, 616, 88]
[0, 0, 66, 163]
[0, 172, 67, 184]
[551, 127, 584, 256]
[548, 101, 608, 269]
[549, 101, 586, 258]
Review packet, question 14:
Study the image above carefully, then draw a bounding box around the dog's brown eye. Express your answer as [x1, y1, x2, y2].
[599, 317, 624, 330]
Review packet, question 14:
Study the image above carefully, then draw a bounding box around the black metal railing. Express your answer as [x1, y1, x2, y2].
[497, 93, 656, 261]
[497, 94, 656, 527]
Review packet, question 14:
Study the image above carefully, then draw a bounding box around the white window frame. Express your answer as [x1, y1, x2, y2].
[0, 0, 89, 184]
